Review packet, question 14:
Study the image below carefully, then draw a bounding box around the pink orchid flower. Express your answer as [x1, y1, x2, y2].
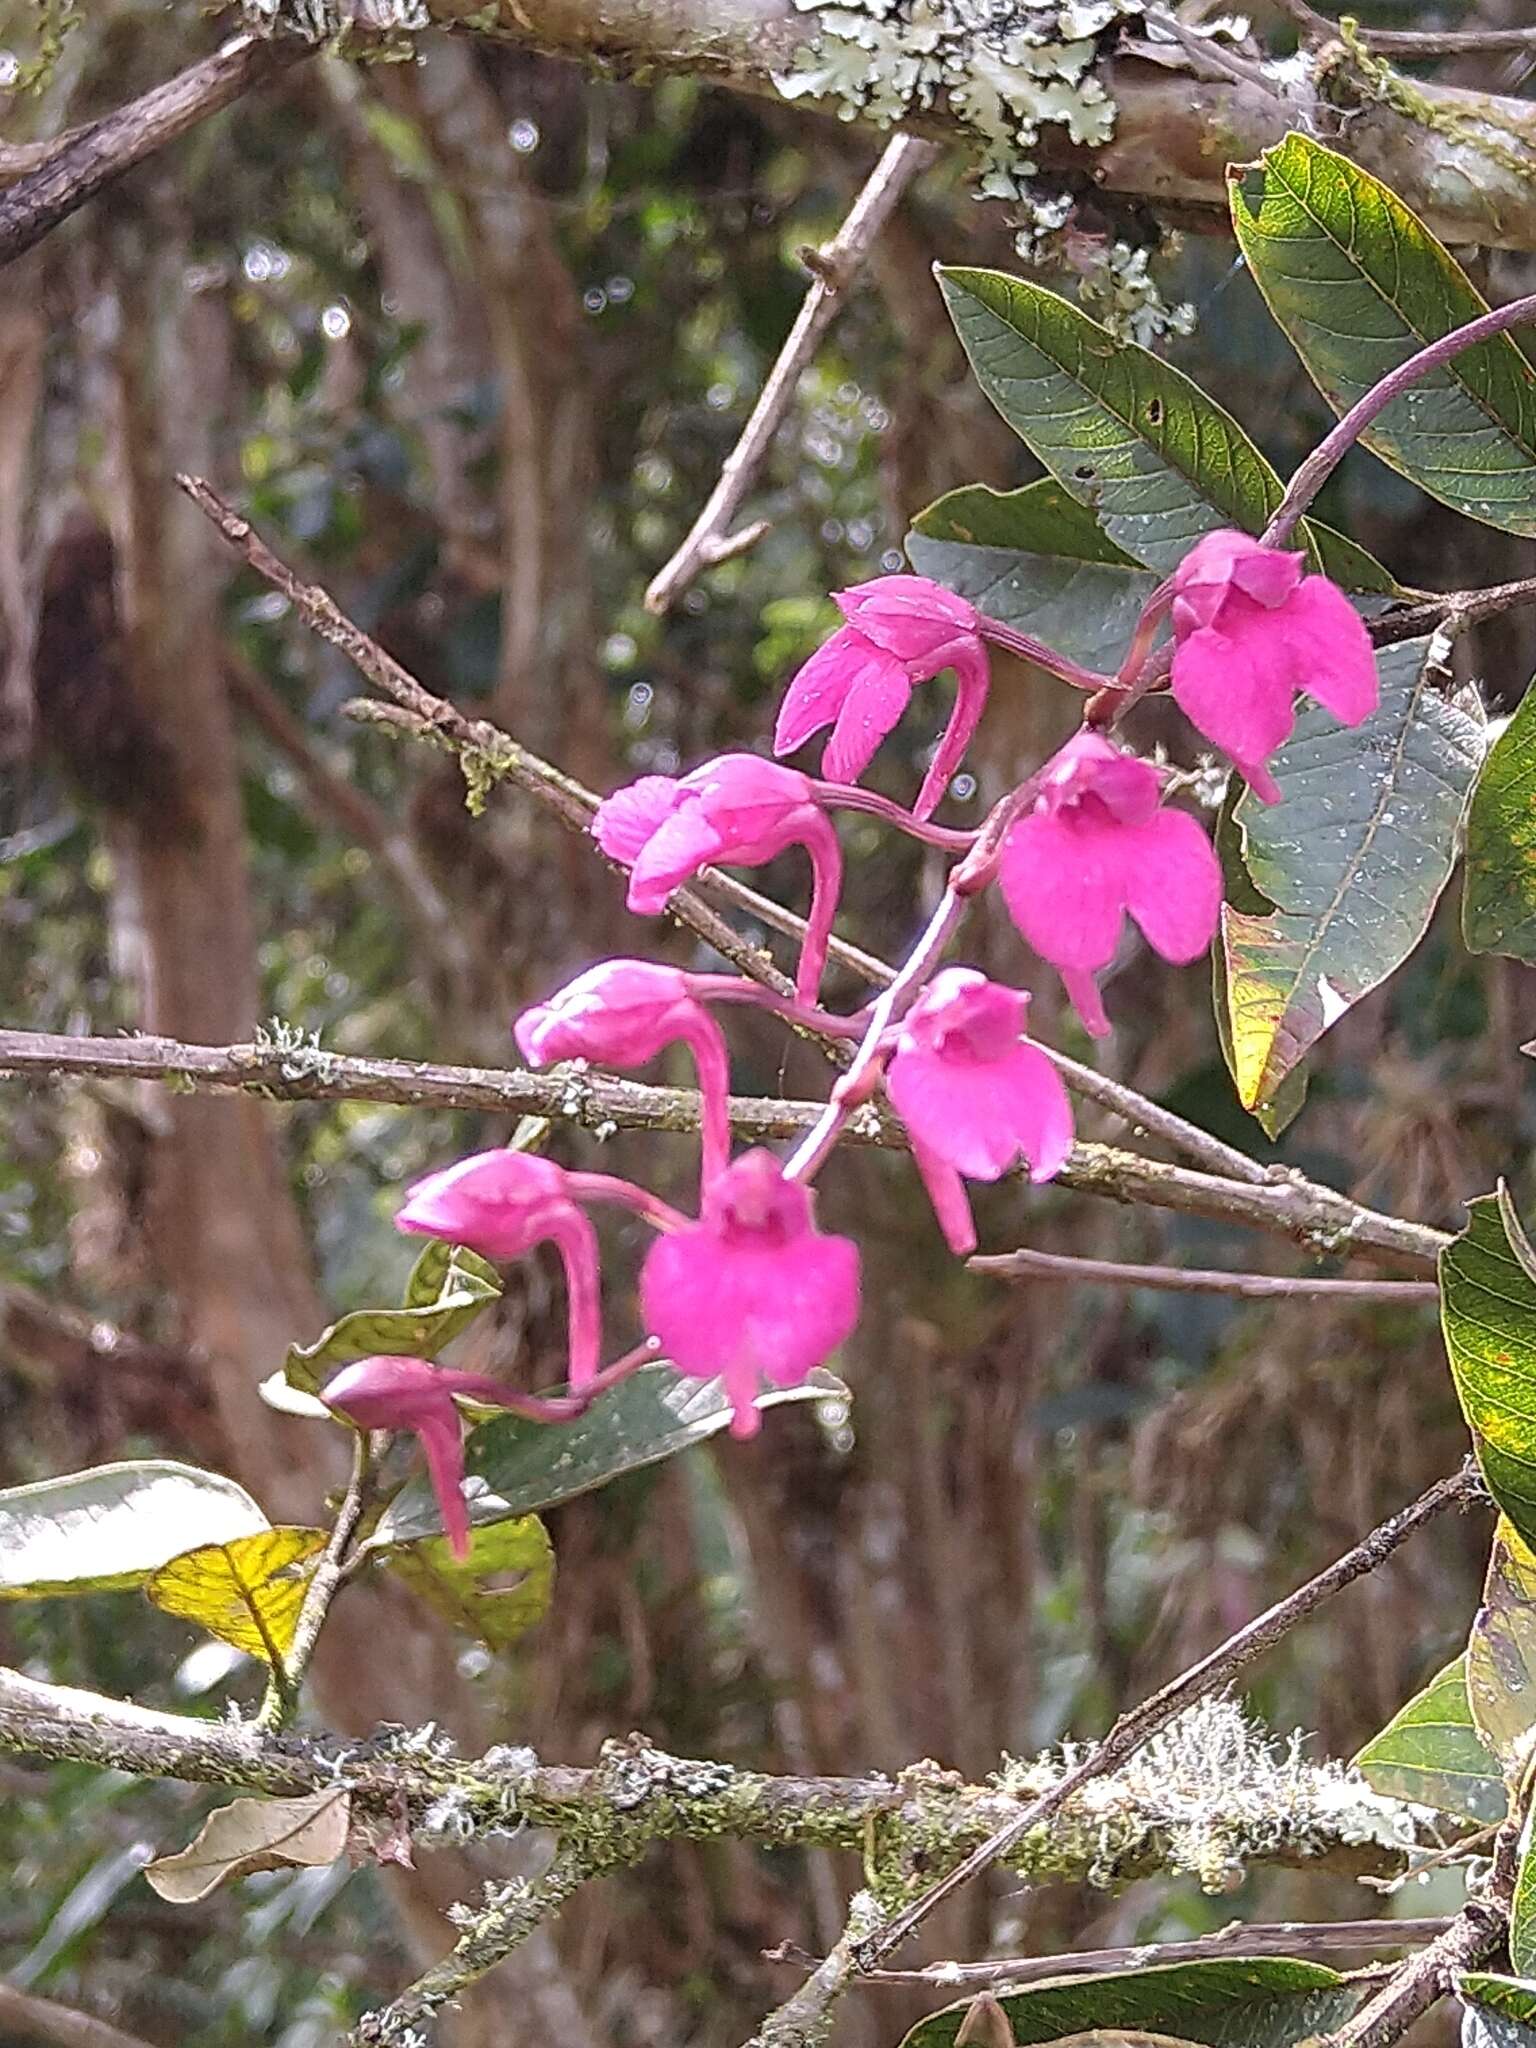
[773, 575, 989, 822]
[1169, 530, 1377, 803]
[593, 754, 843, 1002]
[999, 732, 1221, 1039]
[639, 1149, 859, 1437]
[885, 968, 1074, 1256]
[396, 1150, 603, 1390]
[323, 1354, 522, 1559]
[515, 959, 732, 1188]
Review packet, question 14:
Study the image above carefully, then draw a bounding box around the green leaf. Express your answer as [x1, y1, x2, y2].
[1441, 1189, 1536, 1550]
[380, 1514, 554, 1649]
[0, 1460, 270, 1599]
[1218, 635, 1484, 1119]
[936, 266, 1398, 585]
[283, 1248, 501, 1396]
[907, 480, 1157, 676]
[1230, 134, 1536, 537]
[145, 1789, 350, 1905]
[145, 1526, 327, 1666]
[1354, 1655, 1506, 1824]
[898, 1961, 1358, 2048]
[401, 1238, 501, 1312]
[1468, 1517, 1536, 1780]
[1461, 1974, 1536, 2048]
[373, 1365, 849, 1545]
[1464, 680, 1536, 961]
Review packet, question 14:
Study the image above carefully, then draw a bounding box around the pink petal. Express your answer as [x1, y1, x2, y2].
[593, 776, 679, 863]
[821, 650, 913, 785]
[1170, 622, 1297, 777]
[914, 639, 990, 821]
[1285, 577, 1379, 726]
[774, 631, 862, 759]
[1060, 965, 1111, 1039]
[992, 1043, 1074, 1182]
[640, 1231, 859, 1402]
[1119, 807, 1222, 965]
[999, 811, 1128, 974]
[626, 804, 721, 914]
[415, 1408, 472, 1561]
[910, 1139, 977, 1255]
[887, 1044, 1020, 1181]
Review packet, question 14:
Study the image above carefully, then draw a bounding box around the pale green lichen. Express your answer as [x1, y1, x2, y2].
[239, 0, 429, 44]
[775, 0, 1142, 200]
[775, 0, 1206, 343]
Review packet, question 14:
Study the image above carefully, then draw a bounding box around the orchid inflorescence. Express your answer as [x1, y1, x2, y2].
[325, 532, 1377, 1554]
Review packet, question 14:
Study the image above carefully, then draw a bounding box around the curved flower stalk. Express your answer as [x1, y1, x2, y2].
[593, 755, 844, 1001]
[1166, 530, 1378, 802]
[640, 1150, 860, 1436]
[515, 959, 733, 1189]
[999, 732, 1221, 1038]
[397, 1151, 606, 1390]
[884, 969, 1074, 1255]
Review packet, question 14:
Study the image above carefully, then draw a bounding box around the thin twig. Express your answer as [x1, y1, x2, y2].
[789, 1917, 1455, 1988]
[1370, 575, 1536, 648]
[1264, 292, 1536, 548]
[177, 474, 808, 1011]
[0, 35, 309, 269]
[856, 1460, 1485, 1966]
[0, 1026, 1450, 1268]
[1271, 0, 1536, 54]
[747, 1908, 871, 2048]
[644, 136, 935, 615]
[1313, 1903, 1504, 2048]
[971, 1247, 1440, 1301]
[354, 1843, 592, 2046]
[259, 1432, 372, 1731]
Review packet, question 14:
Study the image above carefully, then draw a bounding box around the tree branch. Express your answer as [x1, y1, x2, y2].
[427, 0, 1536, 254]
[970, 1247, 1441, 1301]
[856, 1460, 1486, 1966]
[809, 1918, 1456, 1988]
[0, 35, 309, 269]
[0, 1982, 158, 2048]
[0, 1025, 1451, 1267]
[645, 134, 936, 615]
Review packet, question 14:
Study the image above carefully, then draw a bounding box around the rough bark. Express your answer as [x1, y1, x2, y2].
[430, 0, 1536, 252]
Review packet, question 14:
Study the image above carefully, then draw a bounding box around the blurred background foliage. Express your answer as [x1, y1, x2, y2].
[0, 1, 1532, 2043]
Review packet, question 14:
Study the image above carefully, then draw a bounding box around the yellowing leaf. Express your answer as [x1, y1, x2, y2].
[382, 1514, 553, 1650]
[145, 1789, 350, 1903]
[145, 1527, 326, 1666]
[1469, 1518, 1536, 1783]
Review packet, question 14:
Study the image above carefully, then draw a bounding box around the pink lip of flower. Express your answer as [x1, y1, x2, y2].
[1168, 529, 1378, 804]
[323, 1354, 525, 1560]
[514, 959, 732, 1188]
[999, 731, 1222, 1039]
[592, 755, 844, 1003]
[396, 1150, 603, 1390]
[639, 1149, 860, 1439]
[884, 968, 1074, 1256]
[773, 575, 990, 822]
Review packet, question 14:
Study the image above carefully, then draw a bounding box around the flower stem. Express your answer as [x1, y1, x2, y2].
[977, 617, 1116, 694]
[1264, 289, 1536, 548]
[810, 781, 979, 850]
